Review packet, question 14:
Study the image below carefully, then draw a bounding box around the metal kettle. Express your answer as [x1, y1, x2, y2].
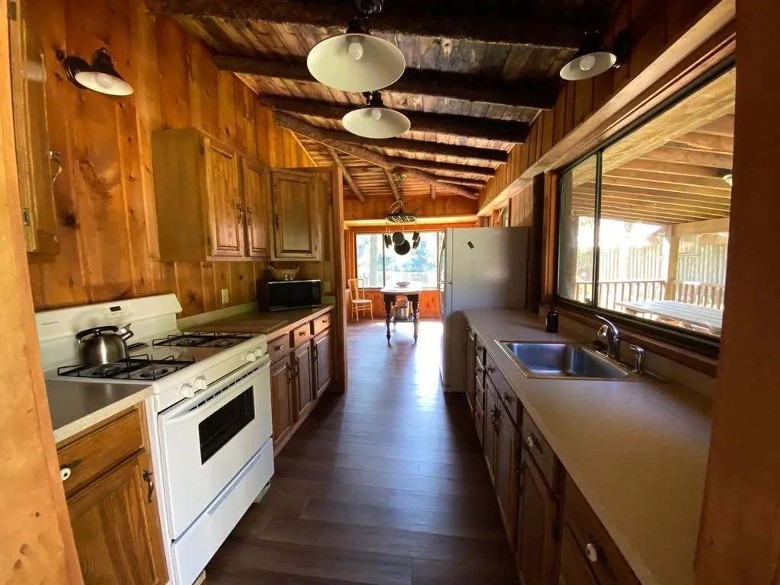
[76, 324, 134, 366]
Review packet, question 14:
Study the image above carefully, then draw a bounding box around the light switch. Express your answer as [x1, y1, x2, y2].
[221, 288, 230, 305]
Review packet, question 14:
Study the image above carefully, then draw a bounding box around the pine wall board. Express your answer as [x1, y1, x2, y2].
[25, 0, 316, 316]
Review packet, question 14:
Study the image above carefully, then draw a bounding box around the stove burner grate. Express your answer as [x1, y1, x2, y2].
[152, 331, 253, 348]
[57, 354, 195, 381]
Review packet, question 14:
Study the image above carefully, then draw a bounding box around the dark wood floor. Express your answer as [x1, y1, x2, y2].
[206, 320, 519, 584]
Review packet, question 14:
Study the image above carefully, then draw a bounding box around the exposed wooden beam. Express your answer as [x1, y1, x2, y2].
[156, 0, 583, 49]
[642, 146, 733, 169]
[672, 217, 730, 235]
[572, 191, 731, 215]
[383, 168, 402, 202]
[697, 115, 734, 136]
[336, 131, 507, 163]
[606, 168, 732, 190]
[620, 159, 724, 179]
[214, 55, 558, 110]
[430, 184, 436, 200]
[669, 132, 734, 154]
[574, 185, 732, 207]
[597, 176, 732, 198]
[259, 95, 531, 143]
[326, 146, 364, 202]
[273, 112, 477, 200]
[436, 177, 486, 189]
[385, 156, 494, 179]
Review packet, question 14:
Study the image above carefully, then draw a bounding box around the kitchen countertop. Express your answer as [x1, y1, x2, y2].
[192, 305, 333, 337]
[463, 309, 712, 585]
[46, 379, 152, 444]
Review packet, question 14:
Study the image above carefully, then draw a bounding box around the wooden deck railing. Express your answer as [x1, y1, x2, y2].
[573, 279, 726, 311]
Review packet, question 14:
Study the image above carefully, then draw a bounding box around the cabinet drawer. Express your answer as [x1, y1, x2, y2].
[521, 410, 557, 489]
[563, 476, 640, 585]
[475, 334, 487, 369]
[291, 323, 312, 347]
[474, 394, 485, 447]
[485, 352, 521, 427]
[474, 374, 486, 413]
[312, 312, 331, 335]
[268, 334, 291, 363]
[57, 408, 144, 498]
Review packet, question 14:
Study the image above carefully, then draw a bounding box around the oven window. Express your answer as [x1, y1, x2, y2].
[198, 387, 255, 463]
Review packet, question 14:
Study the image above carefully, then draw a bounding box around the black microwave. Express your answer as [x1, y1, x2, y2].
[259, 279, 322, 312]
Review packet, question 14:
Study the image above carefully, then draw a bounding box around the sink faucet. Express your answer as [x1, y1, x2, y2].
[595, 315, 621, 361]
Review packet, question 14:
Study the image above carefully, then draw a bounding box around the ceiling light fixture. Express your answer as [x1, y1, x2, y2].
[306, 0, 405, 92]
[342, 91, 411, 138]
[62, 48, 133, 96]
[560, 30, 630, 81]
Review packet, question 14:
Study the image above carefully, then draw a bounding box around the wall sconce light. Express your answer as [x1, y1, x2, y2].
[62, 48, 133, 96]
[560, 30, 631, 81]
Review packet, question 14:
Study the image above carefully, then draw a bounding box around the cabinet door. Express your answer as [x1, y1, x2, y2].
[270, 358, 295, 448]
[10, 12, 59, 255]
[558, 526, 598, 585]
[242, 157, 271, 258]
[270, 169, 320, 260]
[203, 138, 244, 258]
[496, 405, 520, 544]
[295, 342, 314, 419]
[517, 451, 558, 585]
[465, 329, 476, 413]
[483, 382, 499, 486]
[67, 450, 167, 585]
[313, 329, 332, 398]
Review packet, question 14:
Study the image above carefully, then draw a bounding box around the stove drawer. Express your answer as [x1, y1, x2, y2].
[57, 408, 144, 498]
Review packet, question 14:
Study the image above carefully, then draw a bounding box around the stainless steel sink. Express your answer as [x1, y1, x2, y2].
[498, 341, 631, 380]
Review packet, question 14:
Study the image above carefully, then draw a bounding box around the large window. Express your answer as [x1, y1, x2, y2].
[557, 65, 735, 342]
[355, 232, 442, 289]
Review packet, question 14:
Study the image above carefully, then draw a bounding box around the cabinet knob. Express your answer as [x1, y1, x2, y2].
[585, 542, 599, 563]
[60, 467, 71, 482]
[503, 392, 513, 402]
[526, 434, 537, 450]
[486, 365, 495, 373]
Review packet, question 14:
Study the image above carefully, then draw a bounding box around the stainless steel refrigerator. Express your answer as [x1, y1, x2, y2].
[439, 227, 529, 392]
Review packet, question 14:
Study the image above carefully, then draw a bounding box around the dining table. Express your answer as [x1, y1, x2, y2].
[380, 284, 422, 344]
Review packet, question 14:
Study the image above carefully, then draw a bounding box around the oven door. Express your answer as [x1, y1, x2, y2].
[158, 357, 271, 539]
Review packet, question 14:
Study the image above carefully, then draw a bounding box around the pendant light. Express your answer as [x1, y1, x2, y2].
[306, 0, 405, 92]
[63, 48, 133, 96]
[560, 31, 630, 81]
[343, 91, 411, 138]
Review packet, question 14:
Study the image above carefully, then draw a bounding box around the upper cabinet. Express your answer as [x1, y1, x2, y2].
[152, 127, 323, 262]
[10, 7, 59, 256]
[270, 169, 321, 261]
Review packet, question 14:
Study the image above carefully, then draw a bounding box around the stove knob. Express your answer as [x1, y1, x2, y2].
[253, 349, 264, 359]
[245, 352, 257, 362]
[180, 383, 195, 398]
[194, 376, 207, 391]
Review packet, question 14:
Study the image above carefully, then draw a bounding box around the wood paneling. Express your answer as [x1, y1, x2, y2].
[0, 0, 82, 578]
[25, 1, 317, 316]
[695, 0, 780, 581]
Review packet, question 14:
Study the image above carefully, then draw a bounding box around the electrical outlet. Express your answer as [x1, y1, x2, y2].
[221, 288, 230, 305]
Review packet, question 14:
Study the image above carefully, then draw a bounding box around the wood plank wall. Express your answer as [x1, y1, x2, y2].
[479, 0, 720, 214]
[344, 195, 478, 222]
[26, 0, 317, 317]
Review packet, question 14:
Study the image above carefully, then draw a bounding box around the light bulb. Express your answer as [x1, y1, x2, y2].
[372, 108, 383, 120]
[95, 72, 115, 89]
[348, 38, 364, 61]
[578, 54, 597, 72]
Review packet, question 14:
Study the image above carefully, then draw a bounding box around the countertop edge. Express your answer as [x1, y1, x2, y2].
[194, 305, 334, 338]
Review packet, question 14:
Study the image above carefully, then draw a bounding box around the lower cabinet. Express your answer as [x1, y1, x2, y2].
[268, 311, 334, 453]
[465, 327, 476, 412]
[483, 379, 499, 485]
[58, 407, 167, 585]
[496, 405, 520, 544]
[559, 526, 598, 585]
[517, 449, 557, 585]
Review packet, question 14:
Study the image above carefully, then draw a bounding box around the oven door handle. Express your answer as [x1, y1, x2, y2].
[162, 357, 269, 424]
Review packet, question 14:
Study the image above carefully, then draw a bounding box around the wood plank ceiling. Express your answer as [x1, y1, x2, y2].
[569, 68, 735, 225]
[154, 0, 620, 201]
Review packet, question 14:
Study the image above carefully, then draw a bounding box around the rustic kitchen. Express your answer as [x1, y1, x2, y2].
[1, 1, 776, 585]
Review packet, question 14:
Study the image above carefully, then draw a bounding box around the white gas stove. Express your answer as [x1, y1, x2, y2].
[37, 294, 274, 585]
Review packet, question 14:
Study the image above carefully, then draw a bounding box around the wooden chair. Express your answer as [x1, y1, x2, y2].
[348, 278, 374, 321]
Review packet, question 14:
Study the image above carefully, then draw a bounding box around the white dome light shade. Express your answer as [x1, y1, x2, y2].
[307, 33, 405, 92]
[64, 49, 133, 96]
[342, 106, 411, 138]
[560, 51, 617, 81]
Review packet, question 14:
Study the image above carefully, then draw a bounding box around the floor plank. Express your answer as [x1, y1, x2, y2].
[206, 320, 519, 584]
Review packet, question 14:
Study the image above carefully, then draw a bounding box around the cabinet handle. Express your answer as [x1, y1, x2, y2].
[60, 466, 71, 482]
[274, 344, 282, 351]
[298, 331, 306, 337]
[486, 365, 495, 373]
[526, 434, 538, 451]
[246, 207, 253, 223]
[275, 214, 280, 228]
[503, 391, 514, 403]
[585, 542, 600, 563]
[286, 363, 292, 382]
[142, 469, 154, 503]
[236, 203, 245, 224]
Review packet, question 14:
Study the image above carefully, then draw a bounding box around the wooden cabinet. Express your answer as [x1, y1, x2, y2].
[313, 328, 332, 398]
[496, 404, 520, 544]
[465, 327, 476, 412]
[294, 342, 314, 419]
[242, 157, 271, 258]
[152, 128, 272, 261]
[270, 169, 321, 260]
[58, 407, 166, 585]
[517, 450, 558, 585]
[10, 8, 59, 256]
[559, 526, 598, 585]
[270, 355, 295, 448]
[483, 379, 499, 484]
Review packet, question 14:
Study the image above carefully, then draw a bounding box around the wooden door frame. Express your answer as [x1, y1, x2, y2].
[0, 0, 82, 580]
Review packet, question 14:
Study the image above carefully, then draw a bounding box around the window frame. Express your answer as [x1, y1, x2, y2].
[553, 59, 735, 359]
[353, 230, 442, 291]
